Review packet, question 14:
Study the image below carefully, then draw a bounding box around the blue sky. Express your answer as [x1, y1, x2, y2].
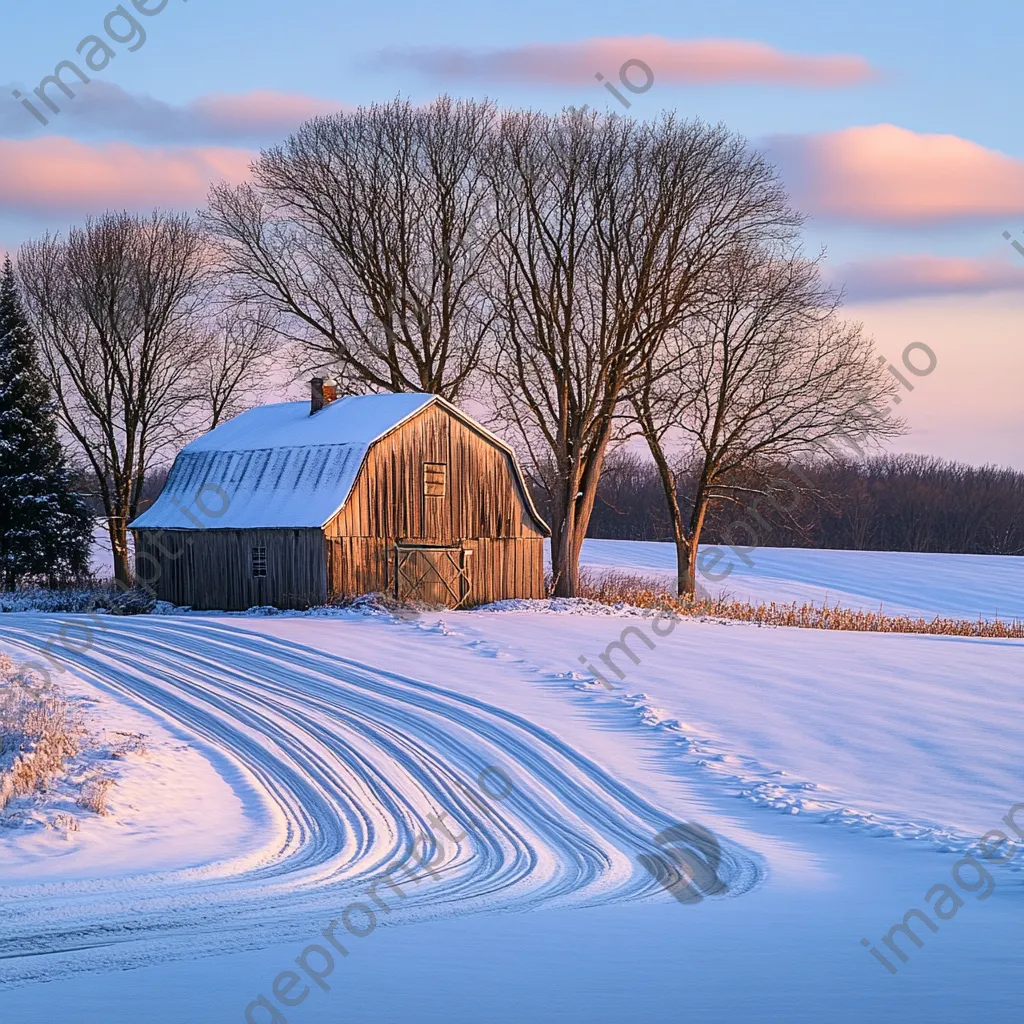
[1, 0, 1022, 465]
[4, 0, 1019, 145]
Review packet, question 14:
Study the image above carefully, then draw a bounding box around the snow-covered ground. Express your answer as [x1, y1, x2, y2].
[0, 671, 249, 883]
[0, 543, 1022, 1022]
[88, 520, 118, 580]
[577, 537, 1024, 620]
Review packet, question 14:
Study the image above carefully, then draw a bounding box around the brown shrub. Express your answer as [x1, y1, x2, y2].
[0, 670, 83, 811]
[51, 812, 80, 833]
[76, 776, 114, 816]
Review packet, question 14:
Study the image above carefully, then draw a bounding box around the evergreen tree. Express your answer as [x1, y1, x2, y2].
[0, 256, 93, 589]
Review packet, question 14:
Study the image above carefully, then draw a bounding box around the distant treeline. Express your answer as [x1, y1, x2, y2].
[554, 453, 1024, 556]
[74, 467, 170, 520]
[84, 455, 1024, 557]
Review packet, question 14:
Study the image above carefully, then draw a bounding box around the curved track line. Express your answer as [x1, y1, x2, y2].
[0, 616, 763, 985]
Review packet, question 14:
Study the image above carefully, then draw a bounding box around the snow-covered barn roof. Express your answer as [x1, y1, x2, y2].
[130, 392, 547, 532]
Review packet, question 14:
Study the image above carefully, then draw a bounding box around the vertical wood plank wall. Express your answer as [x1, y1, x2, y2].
[325, 537, 544, 605]
[134, 528, 328, 611]
[325, 405, 542, 543]
[135, 404, 546, 611]
[324, 404, 545, 605]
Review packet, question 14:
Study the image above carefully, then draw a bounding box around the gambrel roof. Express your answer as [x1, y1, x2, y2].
[130, 392, 547, 532]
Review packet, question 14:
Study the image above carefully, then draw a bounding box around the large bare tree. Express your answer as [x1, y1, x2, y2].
[485, 108, 800, 597]
[205, 96, 496, 398]
[630, 241, 904, 597]
[196, 303, 279, 430]
[17, 211, 271, 585]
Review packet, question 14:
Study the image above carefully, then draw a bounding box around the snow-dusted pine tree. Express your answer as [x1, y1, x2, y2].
[0, 256, 93, 589]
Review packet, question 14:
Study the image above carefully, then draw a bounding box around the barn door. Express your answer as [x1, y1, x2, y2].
[393, 544, 472, 608]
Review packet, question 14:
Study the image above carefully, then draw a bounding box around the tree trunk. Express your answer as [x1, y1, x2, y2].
[552, 531, 580, 597]
[638, 420, 697, 599]
[551, 418, 615, 599]
[551, 478, 581, 598]
[683, 489, 711, 600]
[677, 533, 695, 600]
[664, 476, 691, 598]
[108, 519, 132, 587]
[555, 508, 593, 598]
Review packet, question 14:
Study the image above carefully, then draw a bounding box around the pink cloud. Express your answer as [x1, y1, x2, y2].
[834, 254, 1024, 302]
[1, 83, 343, 144]
[0, 138, 252, 215]
[769, 125, 1024, 224]
[374, 36, 878, 88]
[188, 91, 343, 136]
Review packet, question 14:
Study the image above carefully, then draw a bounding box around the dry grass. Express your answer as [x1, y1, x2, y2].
[569, 568, 1024, 639]
[334, 592, 427, 619]
[51, 812, 80, 834]
[0, 661, 83, 812]
[109, 731, 148, 760]
[76, 776, 114, 816]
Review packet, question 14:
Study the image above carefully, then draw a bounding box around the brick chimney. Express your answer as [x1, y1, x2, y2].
[310, 377, 338, 415]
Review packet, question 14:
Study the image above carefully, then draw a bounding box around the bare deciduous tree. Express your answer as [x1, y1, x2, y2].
[197, 305, 278, 429]
[630, 242, 904, 597]
[485, 108, 799, 597]
[17, 211, 272, 585]
[205, 96, 496, 399]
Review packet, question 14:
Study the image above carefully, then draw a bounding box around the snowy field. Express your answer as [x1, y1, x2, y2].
[88, 521, 121, 580]
[577, 537, 1024, 620]
[0, 543, 1022, 1022]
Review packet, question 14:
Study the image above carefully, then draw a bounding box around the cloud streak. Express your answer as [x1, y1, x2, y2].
[768, 125, 1024, 225]
[834, 254, 1024, 302]
[373, 36, 879, 89]
[1, 83, 342, 144]
[0, 137, 252, 216]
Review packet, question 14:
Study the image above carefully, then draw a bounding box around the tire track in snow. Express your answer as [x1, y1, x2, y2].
[0, 616, 762, 985]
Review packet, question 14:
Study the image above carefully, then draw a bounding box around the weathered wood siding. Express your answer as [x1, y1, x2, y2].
[326, 537, 390, 599]
[325, 405, 544, 543]
[134, 528, 328, 611]
[323, 405, 545, 605]
[463, 538, 545, 604]
[326, 536, 544, 606]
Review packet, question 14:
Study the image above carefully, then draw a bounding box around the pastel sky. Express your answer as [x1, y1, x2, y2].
[1, 0, 1021, 466]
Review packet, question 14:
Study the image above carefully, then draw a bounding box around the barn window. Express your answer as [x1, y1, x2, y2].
[251, 545, 268, 578]
[423, 462, 447, 497]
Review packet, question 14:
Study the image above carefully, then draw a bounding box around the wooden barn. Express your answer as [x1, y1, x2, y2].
[129, 384, 549, 611]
